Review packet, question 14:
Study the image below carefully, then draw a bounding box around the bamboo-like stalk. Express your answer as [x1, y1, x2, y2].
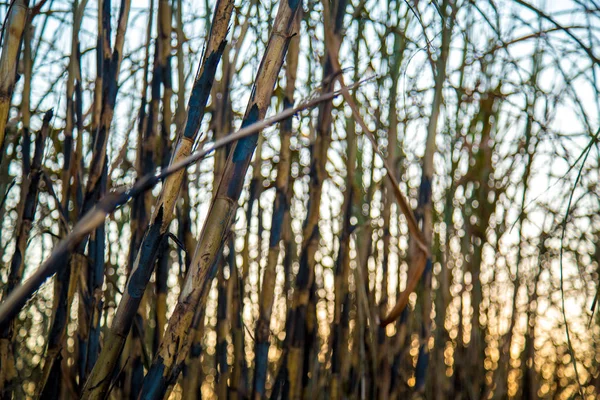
[37, 3, 86, 387]
[216, 255, 230, 399]
[173, 0, 187, 131]
[158, 0, 172, 165]
[74, 0, 131, 384]
[428, 9, 468, 397]
[178, 174, 195, 275]
[0, 152, 12, 266]
[224, 53, 249, 400]
[5, 32, 38, 302]
[287, 0, 346, 399]
[80, 1, 234, 397]
[83, 168, 107, 379]
[144, 0, 172, 247]
[203, 41, 236, 395]
[128, 0, 154, 298]
[353, 139, 377, 399]
[154, 0, 174, 352]
[181, 308, 206, 399]
[0, 110, 52, 396]
[251, 11, 300, 399]
[20, 17, 32, 161]
[122, 1, 154, 396]
[0, 0, 29, 165]
[181, 22, 235, 397]
[377, 84, 391, 400]
[414, 1, 454, 391]
[264, 147, 298, 400]
[330, 68, 355, 400]
[81, 0, 131, 215]
[375, 6, 408, 399]
[242, 133, 264, 280]
[229, 241, 247, 399]
[285, 1, 346, 397]
[353, 223, 378, 400]
[138, 1, 303, 397]
[210, 42, 233, 195]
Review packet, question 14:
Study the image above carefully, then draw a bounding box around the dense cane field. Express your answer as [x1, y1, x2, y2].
[0, 0, 599, 398]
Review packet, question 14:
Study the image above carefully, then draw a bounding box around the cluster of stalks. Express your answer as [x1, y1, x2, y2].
[0, 0, 600, 399]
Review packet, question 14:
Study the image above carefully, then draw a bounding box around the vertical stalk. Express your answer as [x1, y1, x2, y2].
[216, 256, 229, 399]
[123, 3, 154, 396]
[251, 10, 300, 399]
[149, 0, 174, 350]
[229, 240, 247, 399]
[174, 0, 187, 131]
[0, 0, 29, 165]
[377, 6, 408, 398]
[286, 1, 346, 397]
[414, 0, 454, 392]
[242, 134, 264, 280]
[0, 110, 52, 396]
[181, 308, 206, 399]
[38, 7, 87, 393]
[75, 0, 131, 385]
[330, 10, 360, 396]
[463, 87, 499, 399]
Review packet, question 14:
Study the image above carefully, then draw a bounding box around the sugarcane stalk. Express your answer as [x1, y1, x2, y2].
[180, 18, 235, 394]
[153, 0, 174, 352]
[242, 134, 263, 280]
[37, 4, 86, 385]
[74, 0, 131, 385]
[80, 1, 234, 398]
[0, 109, 52, 396]
[375, 5, 408, 398]
[414, 1, 455, 391]
[216, 255, 229, 399]
[173, 0, 187, 131]
[329, 6, 366, 396]
[0, 0, 29, 166]
[286, 0, 346, 397]
[181, 306, 206, 399]
[229, 240, 247, 398]
[138, 1, 303, 397]
[122, 2, 153, 396]
[251, 10, 300, 399]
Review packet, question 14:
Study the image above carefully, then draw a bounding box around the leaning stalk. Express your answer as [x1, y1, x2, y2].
[138, 1, 303, 397]
[80, 1, 234, 398]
